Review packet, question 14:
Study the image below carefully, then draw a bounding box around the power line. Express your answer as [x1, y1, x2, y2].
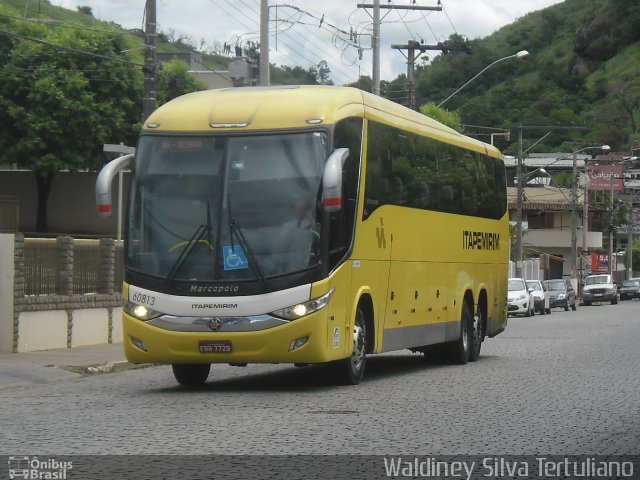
[248, 0, 360, 84]
[218, 0, 260, 36]
[220, 0, 356, 85]
[265, 5, 358, 84]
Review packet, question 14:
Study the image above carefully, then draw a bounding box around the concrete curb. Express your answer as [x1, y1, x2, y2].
[0, 343, 151, 389]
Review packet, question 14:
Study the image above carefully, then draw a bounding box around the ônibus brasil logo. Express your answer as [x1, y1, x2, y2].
[8, 456, 73, 480]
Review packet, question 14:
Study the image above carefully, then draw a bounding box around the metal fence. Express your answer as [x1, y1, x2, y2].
[24, 239, 58, 296]
[23, 238, 123, 296]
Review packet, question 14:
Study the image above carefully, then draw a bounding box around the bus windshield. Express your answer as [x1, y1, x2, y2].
[127, 132, 327, 282]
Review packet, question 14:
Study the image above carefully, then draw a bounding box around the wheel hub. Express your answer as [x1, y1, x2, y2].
[350, 324, 365, 372]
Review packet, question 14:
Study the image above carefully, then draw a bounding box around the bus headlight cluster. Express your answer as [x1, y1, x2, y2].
[271, 288, 335, 320]
[124, 301, 163, 321]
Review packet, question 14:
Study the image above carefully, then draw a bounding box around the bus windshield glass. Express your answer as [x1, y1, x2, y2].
[127, 132, 327, 282]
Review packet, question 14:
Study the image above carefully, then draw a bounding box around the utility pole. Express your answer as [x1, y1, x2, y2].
[570, 150, 578, 283]
[609, 174, 615, 275]
[259, 0, 269, 86]
[391, 40, 469, 110]
[391, 40, 424, 110]
[515, 125, 587, 279]
[358, 2, 442, 97]
[143, 0, 157, 120]
[516, 128, 524, 278]
[627, 213, 633, 278]
[372, 0, 380, 95]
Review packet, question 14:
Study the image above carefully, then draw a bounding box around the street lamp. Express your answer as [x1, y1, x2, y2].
[604, 156, 636, 277]
[624, 157, 638, 278]
[514, 163, 550, 278]
[570, 145, 610, 291]
[438, 50, 529, 108]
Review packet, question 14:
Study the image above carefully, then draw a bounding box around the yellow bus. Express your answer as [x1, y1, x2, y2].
[96, 85, 509, 386]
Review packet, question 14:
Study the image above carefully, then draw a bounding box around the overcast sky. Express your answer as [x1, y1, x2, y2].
[56, 0, 563, 85]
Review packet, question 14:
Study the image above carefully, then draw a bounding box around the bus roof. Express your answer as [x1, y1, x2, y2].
[144, 85, 501, 157]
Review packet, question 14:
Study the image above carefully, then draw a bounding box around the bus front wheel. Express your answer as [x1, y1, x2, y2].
[172, 363, 211, 386]
[334, 308, 367, 385]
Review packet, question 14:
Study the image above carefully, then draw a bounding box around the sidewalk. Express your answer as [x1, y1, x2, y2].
[0, 343, 130, 389]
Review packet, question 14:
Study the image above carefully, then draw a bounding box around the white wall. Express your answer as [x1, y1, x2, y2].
[0, 234, 14, 353]
[17, 310, 68, 352]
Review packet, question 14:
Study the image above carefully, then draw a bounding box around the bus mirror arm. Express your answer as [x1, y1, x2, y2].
[95, 154, 134, 217]
[322, 148, 349, 213]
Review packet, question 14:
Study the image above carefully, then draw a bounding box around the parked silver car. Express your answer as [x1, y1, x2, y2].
[526, 279, 551, 315]
[542, 279, 577, 311]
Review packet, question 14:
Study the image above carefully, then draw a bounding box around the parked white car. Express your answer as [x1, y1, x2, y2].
[508, 277, 534, 317]
[583, 274, 618, 306]
[526, 279, 551, 315]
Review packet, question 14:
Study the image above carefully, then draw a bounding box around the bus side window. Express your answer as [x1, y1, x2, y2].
[329, 117, 363, 269]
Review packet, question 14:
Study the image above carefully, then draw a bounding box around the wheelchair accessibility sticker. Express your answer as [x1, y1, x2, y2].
[223, 245, 248, 270]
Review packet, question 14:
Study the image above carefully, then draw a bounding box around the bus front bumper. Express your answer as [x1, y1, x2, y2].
[122, 311, 346, 365]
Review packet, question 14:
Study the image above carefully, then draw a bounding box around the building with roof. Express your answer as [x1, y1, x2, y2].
[506, 151, 640, 282]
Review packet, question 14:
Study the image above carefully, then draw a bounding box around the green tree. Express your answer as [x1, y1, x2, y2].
[418, 102, 462, 132]
[0, 19, 142, 231]
[270, 64, 317, 85]
[348, 75, 372, 92]
[309, 60, 333, 86]
[76, 6, 93, 16]
[156, 60, 207, 106]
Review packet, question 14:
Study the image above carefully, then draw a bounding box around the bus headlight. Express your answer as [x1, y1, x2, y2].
[271, 288, 335, 320]
[124, 301, 163, 321]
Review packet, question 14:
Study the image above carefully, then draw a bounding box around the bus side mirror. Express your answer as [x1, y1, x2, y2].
[96, 154, 133, 217]
[322, 148, 349, 213]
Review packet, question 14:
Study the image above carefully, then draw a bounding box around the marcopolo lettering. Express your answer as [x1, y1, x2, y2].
[189, 285, 239, 294]
[463, 230, 500, 251]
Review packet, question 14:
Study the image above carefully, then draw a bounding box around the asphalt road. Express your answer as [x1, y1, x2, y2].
[1, 300, 638, 460]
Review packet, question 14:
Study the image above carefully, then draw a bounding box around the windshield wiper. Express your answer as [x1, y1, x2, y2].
[227, 193, 267, 291]
[166, 202, 214, 283]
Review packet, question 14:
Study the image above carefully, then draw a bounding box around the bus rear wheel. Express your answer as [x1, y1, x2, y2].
[334, 308, 367, 385]
[447, 300, 472, 365]
[469, 307, 484, 362]
[172, 363, 211, 386]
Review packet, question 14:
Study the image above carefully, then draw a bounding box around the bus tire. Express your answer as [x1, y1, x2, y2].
[172, 363, 211, 386]
[448, 300, 472, 365]
[334, 308, 367, 385]
[469, 307, 483, 363]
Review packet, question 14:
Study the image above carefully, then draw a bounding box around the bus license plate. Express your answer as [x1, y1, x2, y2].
[199, 340, 232, 354]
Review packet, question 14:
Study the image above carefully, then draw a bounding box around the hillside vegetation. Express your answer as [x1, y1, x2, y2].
[408, 0, 640, 153]
[2, 0, 639, 158]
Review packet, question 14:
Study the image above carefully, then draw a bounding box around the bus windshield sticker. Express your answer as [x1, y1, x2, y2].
[223, 245, 249, 271]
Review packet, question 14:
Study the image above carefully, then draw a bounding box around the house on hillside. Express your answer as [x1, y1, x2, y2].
[156, 52, 257, 89]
